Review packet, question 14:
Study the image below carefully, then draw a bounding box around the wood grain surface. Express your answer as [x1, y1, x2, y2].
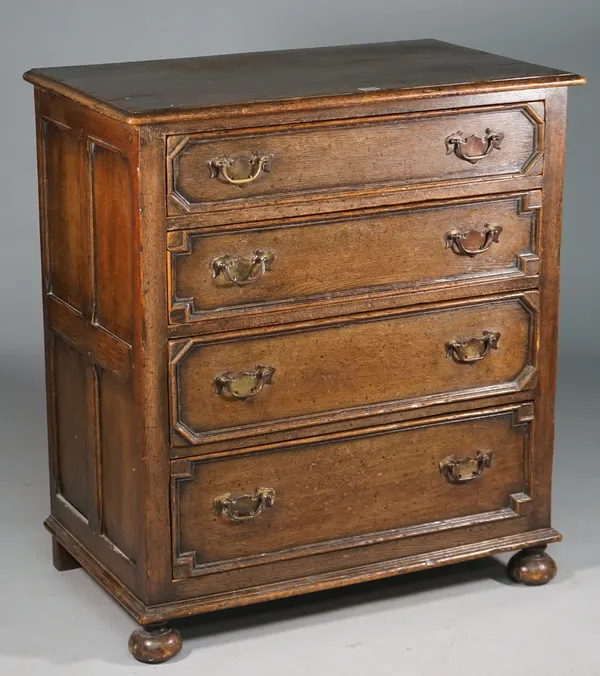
[24, 39, 583, 124]
[24, 41, 583, 647]
[168, 104, 543, 213]
[169, 192, 540, 322]
[173, 406, 530, 574]
[171, 293, 537, 443]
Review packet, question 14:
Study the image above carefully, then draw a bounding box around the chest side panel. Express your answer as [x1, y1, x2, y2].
[36, 91, 143, 594]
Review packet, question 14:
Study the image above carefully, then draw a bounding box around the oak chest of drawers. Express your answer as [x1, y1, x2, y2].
[24, 39, 585, 664]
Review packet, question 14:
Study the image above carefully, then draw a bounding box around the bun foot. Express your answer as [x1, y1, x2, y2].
[128, 622, 183, 664]
[507, 547, 557, 586]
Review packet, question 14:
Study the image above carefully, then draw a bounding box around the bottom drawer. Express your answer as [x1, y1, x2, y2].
[171, 403, 534, 579]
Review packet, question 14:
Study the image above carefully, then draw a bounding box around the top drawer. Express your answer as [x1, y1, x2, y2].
[167, 103, 544, 217]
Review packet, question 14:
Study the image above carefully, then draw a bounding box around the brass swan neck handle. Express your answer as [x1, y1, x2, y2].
[211, 250, 275, 286]
[445, 129, 504, 164]
[445, 224, 503, 257]
[209, 152, 273, 186]
[445, 331, 501, 364]
[214, 365, 275, 400]
[214, 487, 276, 523]
[440, 451, 493, 483]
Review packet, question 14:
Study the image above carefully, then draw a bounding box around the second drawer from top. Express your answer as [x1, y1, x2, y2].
[168, 191, 541, 325]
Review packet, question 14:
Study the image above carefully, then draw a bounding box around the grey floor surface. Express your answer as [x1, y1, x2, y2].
[0, 353, 598, 675]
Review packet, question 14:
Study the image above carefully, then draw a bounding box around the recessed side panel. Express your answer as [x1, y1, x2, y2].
[36, 91, 140, 594]
[92, 144, 134, 344]
[52, 334, 92, 519]
[98, 368, 139, 564]
[43, 119, 91, 313]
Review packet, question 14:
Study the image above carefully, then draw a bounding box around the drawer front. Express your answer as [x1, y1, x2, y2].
[171, 403, 535, 578]
[168, 192, 541, 324]
[170, 292, 538, 445]
[167, 103, 544, 216]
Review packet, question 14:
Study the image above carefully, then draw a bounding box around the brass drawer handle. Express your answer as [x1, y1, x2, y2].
[445, 129, 504, 164]
[440, 451, 493, 483]
[208, 152, 273, 186]
[445, 223, 503, 257]
[214, 487, 276, 523]
[214, 365, 275, 400]
[445, 331, 500, 364]
[211, 250, 275, 286]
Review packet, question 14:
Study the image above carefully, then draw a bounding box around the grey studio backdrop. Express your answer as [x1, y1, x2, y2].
[0, 2, 598, 675]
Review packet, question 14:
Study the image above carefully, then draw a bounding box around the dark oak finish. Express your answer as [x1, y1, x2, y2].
[44, 120, 91, 314]
[172, 405, 533, 578]
[170, 293, 538, 445]
[52, 537, 81, 572]
[167, 103, 543, 216]
[34, 89, 141, 596]
[25, 40, 584, 664]
[92, 143, 134, 344]
[129, 623, 183, 664]
[24, 39, 583, 123]
[507, 546, 558, 586]
[98, 369, 139, 564]
[45, 512, 561, 623]
[52, 335, 92, 519]
[168, 191, 541, 325]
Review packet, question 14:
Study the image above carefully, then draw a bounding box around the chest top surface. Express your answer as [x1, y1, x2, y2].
[24, 39, 584, 123]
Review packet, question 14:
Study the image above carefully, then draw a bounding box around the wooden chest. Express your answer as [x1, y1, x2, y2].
[24, 39, 585, 664]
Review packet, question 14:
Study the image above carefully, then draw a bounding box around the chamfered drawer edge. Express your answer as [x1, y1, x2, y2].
[170, 401, 536, 579]
[169, 290, 539, 447]
[167, 190, 542, 327]
[166, 101, 545, 219]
